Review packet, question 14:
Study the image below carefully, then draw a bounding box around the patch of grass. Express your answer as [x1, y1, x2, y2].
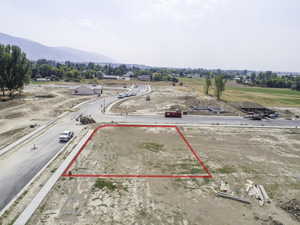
[190, 167, 203, 174]
[215, 165, 237, 174]
[266, 183, 280, 199]
[288, 182, 300, 190]
[177, 163, 204, 175]
[229, 86, 300, 96]
[240, 166, 258, 174]
[140, 142, 164, 153]
[93, 178, 117, 191]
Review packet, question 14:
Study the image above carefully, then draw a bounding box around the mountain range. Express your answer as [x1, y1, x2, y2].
[0, 32, 114, 63]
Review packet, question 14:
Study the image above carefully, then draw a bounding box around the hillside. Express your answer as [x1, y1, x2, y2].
[0, 32, 114, 63]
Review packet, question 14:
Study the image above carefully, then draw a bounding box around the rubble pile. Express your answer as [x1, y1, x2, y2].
[280, 199, 300, 222]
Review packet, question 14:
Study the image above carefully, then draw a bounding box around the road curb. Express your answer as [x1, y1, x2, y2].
[115, 122, 300, 129]
[0, 132, 79, 217]
[105, 85, 152, 115]
[0, 98, 94, 157]
[13, 130, 93, 225]
[0, 120, 56, 157]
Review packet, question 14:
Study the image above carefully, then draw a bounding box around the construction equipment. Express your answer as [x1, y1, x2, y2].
[78, 115, 96, 124]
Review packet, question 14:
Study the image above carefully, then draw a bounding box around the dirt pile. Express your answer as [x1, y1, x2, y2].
[230, 101, 266, 109]
[280, 199, 300, 222]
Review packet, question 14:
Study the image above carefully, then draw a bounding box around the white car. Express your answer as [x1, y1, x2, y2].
[59, 131, 74, 142]
[118, 94, 125, 99]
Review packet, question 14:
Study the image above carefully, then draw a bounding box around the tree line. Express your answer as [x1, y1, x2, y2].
[31, 60, 181, 82]
[0, 44, 31, 97]
[237, 71, 300, 91]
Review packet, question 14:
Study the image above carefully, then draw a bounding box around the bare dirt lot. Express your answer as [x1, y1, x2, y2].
[28, 126, 300, 225]
[68, 126, 208, 176]
[111, 85, 240, 116]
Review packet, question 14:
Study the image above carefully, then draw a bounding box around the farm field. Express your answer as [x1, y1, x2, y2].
[180, 78, 300, 107]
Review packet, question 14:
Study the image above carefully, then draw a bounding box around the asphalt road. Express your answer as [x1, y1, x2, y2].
[0, 85, 148, 211]
[101, 114, 300, 127]
[0, 84, 299, 211]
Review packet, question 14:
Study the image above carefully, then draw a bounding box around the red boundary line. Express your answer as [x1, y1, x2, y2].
[62, 124, 212, 179]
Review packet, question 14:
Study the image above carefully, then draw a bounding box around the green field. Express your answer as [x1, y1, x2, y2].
[180, 77, 300, 107]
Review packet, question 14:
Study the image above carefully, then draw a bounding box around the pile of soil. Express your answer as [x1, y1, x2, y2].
[280, 199, 300, 222]
[175, 95, 239, 115]
[229, 101, 266, 109]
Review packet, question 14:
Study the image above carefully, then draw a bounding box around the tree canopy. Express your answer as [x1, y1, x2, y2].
[0, 44, 31, 96]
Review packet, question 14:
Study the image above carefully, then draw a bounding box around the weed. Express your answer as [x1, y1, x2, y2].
[215, 165, 236, 174]
[140, 142, 164, 152]
[266, 183, 280, 198]
[240, 166, 257, 174]
[94, 179, 117, 191]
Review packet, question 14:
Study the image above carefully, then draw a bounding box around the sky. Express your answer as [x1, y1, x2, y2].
[1, 0, 300, 71]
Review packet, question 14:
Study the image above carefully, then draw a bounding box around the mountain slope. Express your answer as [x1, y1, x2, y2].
[0, 32, 114, 63]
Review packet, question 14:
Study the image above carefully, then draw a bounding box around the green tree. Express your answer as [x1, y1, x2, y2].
[204, 75, 211, 95]
[214, 75, 226, 100]
[250, 72, 256, 85]
[0, 44, 31, 96]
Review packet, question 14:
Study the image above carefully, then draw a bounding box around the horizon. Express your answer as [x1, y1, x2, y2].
[1, 0, 300, 72]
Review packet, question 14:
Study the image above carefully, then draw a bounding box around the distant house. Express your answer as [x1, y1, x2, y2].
[120, 77, 131, 81]
[124, 71, 134, 77]
[103, 75, 120, 80]
[137, 75, 152, 81]
[72, 85, 102, 95]
[35, 78, 50, 82]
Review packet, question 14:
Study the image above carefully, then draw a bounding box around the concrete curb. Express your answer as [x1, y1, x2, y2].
[106, 85, 152, 115]
[0, 133, 79, 217]
[13, 130, 93, 225]
[0, 120, 56, 157]
[0, 98, 94, 157]
[115, 122, 299, 129]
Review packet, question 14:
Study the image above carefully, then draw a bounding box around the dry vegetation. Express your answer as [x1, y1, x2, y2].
[111, 85, 240, 116]
[180, 77, 300, 108]
[28, 126, 300, 225]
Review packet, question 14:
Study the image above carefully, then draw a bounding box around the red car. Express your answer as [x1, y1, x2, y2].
[165, 111, 182, 118]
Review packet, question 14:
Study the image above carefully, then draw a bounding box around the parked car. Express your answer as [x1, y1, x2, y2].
[59, 131, 74, 142]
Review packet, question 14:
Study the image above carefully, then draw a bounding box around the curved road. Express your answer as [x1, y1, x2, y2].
[0, 85, 148, 211]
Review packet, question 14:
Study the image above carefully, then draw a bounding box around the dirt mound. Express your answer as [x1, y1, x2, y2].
[280, 199, 300, 222]
[229, 101, 265, 109]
